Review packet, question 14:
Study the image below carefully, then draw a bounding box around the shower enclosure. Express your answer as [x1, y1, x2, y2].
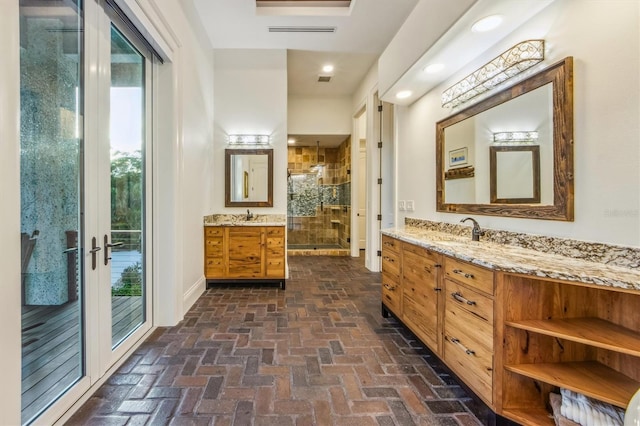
[287, 140, 351, 254]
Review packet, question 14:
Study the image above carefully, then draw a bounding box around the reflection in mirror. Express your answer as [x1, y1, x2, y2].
[225, 149, 273, 207]
[490, 145, 540, 204]
[443, 84, 552, 205]
[436, 57, 574, 221]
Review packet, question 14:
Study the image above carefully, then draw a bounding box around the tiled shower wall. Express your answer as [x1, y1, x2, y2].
[287, 138, 351, 248]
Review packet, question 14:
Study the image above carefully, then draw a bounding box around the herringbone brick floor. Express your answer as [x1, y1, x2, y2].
[67, 255, 486, 426]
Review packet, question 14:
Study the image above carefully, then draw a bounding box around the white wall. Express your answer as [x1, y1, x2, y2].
[395, 0, 640, 247]
[288, 95, 352, 135]
[213, 49, 288, 214]
[159, 0, 215, 314]
[0, 0, 23, 422]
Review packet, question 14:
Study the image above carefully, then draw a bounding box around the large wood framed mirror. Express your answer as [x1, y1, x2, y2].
[225, 148, 273, 207]
[436, 57, 574, 221]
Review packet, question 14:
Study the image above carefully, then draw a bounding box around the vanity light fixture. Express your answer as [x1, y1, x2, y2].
[396, 90, 412, 99]
[493, 131, 539, 144]
[227, 134, 270, 145]
[441, 40, 545, 108]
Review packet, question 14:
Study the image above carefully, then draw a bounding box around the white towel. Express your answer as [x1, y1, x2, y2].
[559, 388, 624, 426]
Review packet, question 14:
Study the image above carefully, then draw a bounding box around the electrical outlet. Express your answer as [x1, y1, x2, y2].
[398, 200, 406, 211]
[406, 200, 415, 211]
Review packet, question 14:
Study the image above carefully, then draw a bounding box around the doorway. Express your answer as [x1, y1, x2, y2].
[19, 1, 155, 423]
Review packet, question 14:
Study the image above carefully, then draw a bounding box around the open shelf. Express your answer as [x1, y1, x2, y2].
[505, 361, 639, 408]
[501, 408, 554, 426]
[506, 318, 640, 357]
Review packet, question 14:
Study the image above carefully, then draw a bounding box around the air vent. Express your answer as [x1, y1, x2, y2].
[268, 26, 337, 33]
[318, 75, 331, 82]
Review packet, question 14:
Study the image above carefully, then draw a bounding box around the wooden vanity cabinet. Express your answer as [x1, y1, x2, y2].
[499, 274, 640, 425]
[205, 226, 286, 287]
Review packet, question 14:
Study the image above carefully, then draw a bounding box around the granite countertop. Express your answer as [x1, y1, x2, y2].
[382, 227, 640, 291]
[204, 214, 287, 227]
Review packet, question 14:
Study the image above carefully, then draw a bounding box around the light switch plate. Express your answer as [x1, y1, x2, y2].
[406, 200, 415, 211]
[398, 200, 406, 211]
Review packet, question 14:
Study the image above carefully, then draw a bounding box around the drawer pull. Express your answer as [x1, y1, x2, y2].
[435, 263, 442, 268]
[453, 269, 474, 279]
[383, 256, 395, 263]
[451, 291, 476, 306]
[424, 266, 432, 273]
[434, 287, 442, 292]
[451, 337, 476, 356]
[383, 241, 394, 247]
[383, 283, 396, 291]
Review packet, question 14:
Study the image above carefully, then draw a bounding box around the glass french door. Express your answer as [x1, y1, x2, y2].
[19, 0, 154, 424]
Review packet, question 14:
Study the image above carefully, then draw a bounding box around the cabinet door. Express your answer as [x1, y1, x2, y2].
[402, 243, 442, 352]
[228, 227, 263, 277]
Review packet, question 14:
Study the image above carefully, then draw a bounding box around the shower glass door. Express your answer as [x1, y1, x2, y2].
[19, 0, 85, 423]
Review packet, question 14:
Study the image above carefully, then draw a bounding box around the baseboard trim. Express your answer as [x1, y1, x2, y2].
[183, 275, 206, 313]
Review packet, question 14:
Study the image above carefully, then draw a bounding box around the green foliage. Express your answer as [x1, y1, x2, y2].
[112, 262, 142, 296]
[111, 150, 142, 232]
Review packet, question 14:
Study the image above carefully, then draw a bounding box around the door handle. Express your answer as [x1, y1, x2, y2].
[89, 237, 101, 270]
[104, 234, 124, 265]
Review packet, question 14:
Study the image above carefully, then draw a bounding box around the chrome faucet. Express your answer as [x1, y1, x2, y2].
[460, 217, 485, 241]
[246, 209, 254, 221]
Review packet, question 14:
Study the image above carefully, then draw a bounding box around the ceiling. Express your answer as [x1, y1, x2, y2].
[188, 0, 421, 146]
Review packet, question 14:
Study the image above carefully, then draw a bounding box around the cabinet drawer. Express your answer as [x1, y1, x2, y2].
[443, 327, 493, 404]
[403, 295, 438, 351]
[266, 258, 285, 277]
[445, 279, 493, 325]
[205, 238, 223, 257]
[381, 235, 400, 254]
[267, 237, 284, 249]
[445, 290, 493, 350]
[205, 226, 224, 237]
[266, 227, 284, 237]
[205, 257, 224, 277]
[381, 273, 401, 314]
[444, 257, 494, 295]
[381, 250, 400, 278]
[402, 242, 441, 264]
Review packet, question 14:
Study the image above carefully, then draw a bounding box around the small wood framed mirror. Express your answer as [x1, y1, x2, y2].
[225, 148, 273, 207]
[490, 145, 540, 204]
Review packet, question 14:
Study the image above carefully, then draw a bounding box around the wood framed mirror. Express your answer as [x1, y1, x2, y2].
[436, 57, 574, 221]
[490, 145, 540, 204]
[225, 148, 273, 207]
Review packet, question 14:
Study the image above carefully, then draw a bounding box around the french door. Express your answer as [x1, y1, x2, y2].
[19, 0, 154, 424]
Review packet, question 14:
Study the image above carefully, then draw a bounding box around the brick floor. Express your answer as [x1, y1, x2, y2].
[67, 255, 486, 426]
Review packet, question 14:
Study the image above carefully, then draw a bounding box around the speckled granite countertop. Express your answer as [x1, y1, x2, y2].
[204, 214, 286, 227]
[382, 226, 640, 292]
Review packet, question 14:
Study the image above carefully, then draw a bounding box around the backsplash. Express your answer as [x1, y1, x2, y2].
[405, 218, 640, 269]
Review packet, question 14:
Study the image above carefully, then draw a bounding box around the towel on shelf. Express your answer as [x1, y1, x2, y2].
[558, 388, 624, 426]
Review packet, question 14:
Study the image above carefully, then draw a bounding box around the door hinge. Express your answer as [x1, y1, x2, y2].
[378, 141, 383, 148]
[377, 214, 382, 221]
[346, 237, 351, 243]
[377, 178, 382, 184]
[378, 105, 383, 112]
[377, 250, 382, 256]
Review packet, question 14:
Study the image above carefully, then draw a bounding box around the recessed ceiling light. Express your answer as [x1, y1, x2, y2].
[471, 15, 503, 33]
[288, 138, 296, 144]
[322, 64, 334, 73]
[423, 63, 445, 74]
[396, 90, 412, 99]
